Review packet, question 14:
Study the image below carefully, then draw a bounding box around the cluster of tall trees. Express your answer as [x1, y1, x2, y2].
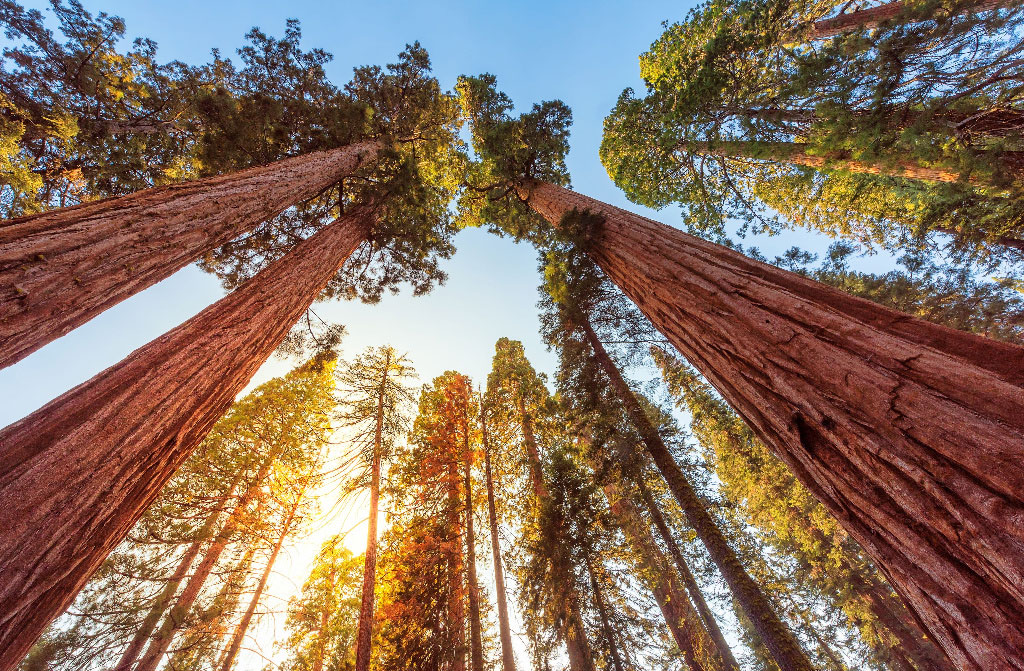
[1, 1, 1023, 670]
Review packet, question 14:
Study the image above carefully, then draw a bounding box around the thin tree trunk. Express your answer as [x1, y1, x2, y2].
[577, 315, 813, 671]
[218, 494, 303, 671]
[310, 558, 336, 671]
[806, 0, 1016, 40]
[689, 139, 1024, 184]
[464, 419, 485, 671]
[520, 179, 1024, 671]
[136, 463, 273, 671]
[634, 479, 741, 671]
[602, 482, 710, 671]
[518, 395, 549, 500]
[516, 395, 595, 671]
[480, 399, 517, 671]
[583, 554, 626, 671]
[354, 349, 391, 671]
[114, 476, 241, 671]
[0, 140, 379, 370]
[449, 456, 467, 671]
[0, 205, 374, 671]
[209, 546, 258, 671]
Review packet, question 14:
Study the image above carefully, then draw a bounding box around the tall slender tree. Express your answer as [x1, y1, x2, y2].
[279, 538, 363, 671]
[479, 396, 517, 671]
[336, 346, 416, 671]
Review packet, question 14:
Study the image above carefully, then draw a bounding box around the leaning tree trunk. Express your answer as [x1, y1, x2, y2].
[520, 179, 1024, 671]
[688, 139, 1024, 185]
[634, 479, 741, 671]
[806, 0, 1016, 40]
[464, 421, 486, 671]
[0, 140, 379, 370]
[576, 315, 813, 671]
[0, 204, 375, 671]
[113, 475, 241, 671]
[516, 397, 595, 671]
[583, 553, 626, 671]
[602, 482, 711, 671]
[480, 401, 517, 671]
[218, 493, 303, 671]
[354, 349, 391, 671]
[136, 461, 275, 671]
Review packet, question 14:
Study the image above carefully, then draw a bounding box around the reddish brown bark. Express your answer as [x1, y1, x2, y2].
[354, 349, 391, 671]
[113, 476, 241, 671]
[576, 315, 813, 671]
[464, 423, 485, 671]
[480, 400, 517, 671]
[0, 140, 379, 370]
[634, 479, 740, 671]
[807, 0, 1016, 40]
[218, 494, 303, 671]
[603, 483, 711, 671]
[0, 205, 373, 671]
[521, 179, 1024, 671]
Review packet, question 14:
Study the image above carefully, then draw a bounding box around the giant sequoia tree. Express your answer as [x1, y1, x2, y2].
[0, 39, 464, 669]
[459, 73, 1024, 670]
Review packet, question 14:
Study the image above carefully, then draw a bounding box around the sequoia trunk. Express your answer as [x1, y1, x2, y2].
[520, 179, 1024, 671]
[807, 0, 1016, 40]
[0, 140, 379, 369]
[480, 401, 517, 671]
[688, 140, 1024, 186]
[0, 205, 373, 671]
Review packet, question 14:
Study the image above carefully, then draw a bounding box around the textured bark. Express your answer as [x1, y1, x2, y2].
[136, 463, 273, 671]
[602, 483, 710, 671]
[807, 0, 1016, 40]
[0, 205, 373, 671]
[635, 479, 740, 671]
[583, 555, 626, 671]
[0, 140, 379, 370]
[113, 477, 241, 671]
[464, 429, 485, 671]
[576, 315, 813, 671]
[862, 576, 954, 671]
[354, 349, 391, 671]
[689, 140, 1024, 184]
[521, 179, 1024, 671]
[218, 495, 302, 671]
[480, 401, 517, 671]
